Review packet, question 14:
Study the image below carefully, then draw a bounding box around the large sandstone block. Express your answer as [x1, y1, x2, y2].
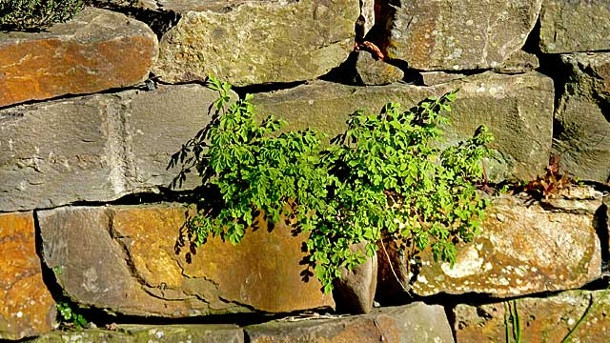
[378, 187, 603, 299]
[32, 324, 244, 343]
[37, 204, 333, 317]
[152, 0, 359, 86]
[553, 53, 610, 183]
[375, 0, 541, 71]
[0, 84, 219, 212]
[245, 302, 453, 343]
[455, 290, 610, 342]
[540, 0, 610, 53]
[0, 212, 56, 340]
[253, 72, 554, 181]
[0, 7, 157, 108]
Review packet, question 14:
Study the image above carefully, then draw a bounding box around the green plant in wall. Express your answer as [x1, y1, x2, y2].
[0, 0, 84, 31]
[179, 76, 493, 293]
[56, 302, 88, 330]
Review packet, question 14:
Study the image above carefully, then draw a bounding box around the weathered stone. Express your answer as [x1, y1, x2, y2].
[553, 53, 610, 183]
[253, 72, 554, 181]
[355, 51, 404, 85]
[0, 7, 157, 108]
[420, 71, 466, 86]
[0, 84, 219, 212]
[153, 0, 359, 86]
[455, 290, 610, 342]
[0, 212, 56, 340]
[376, 0, 541, 71]
[32, 324, 244, 343]
[540, 0, 610, 53]
[38, 204, 334, 317]
[378, 187, 602, 299]
[494, 50, 540, 75]
[245, 302, 453, 343]
[358, 0, 375, 39]
[333, 242, 378, 314]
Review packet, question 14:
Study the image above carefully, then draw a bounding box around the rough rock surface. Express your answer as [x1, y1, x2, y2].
[378, 187, 602, 299]
[355, 51, 404, 85]
[494, 50, 540, 75]
[333, 242, 378, 314]
[553, 53, 610, 183]
[376, 0, 541, 70]
[38, 204, 333, 317]
[245, 302, 453, 343]
[0, 212, 56, 340]
[455, 290, 610, 342]
[32, 324, 244, 343]
[253, 72, 554, 181]
[0, 84, 220, 212]
[540, 0, 610, 53]
[0, 7, 157, 108]
[153, 0, 359, 86]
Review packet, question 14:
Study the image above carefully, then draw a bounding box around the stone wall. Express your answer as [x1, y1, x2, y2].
[1, 1, 609, 341]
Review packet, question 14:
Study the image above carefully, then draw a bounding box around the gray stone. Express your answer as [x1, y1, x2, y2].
[152, 0, 360, 86]
[553, 53, 610, 183]
[376, 0, 541, 71]
[0, 84, 219, 212]
[253, 72, 554, 181]
[540, 0, 610, 53]
[420, 71, 466, 86]
[31, 324, 244, 343]
[378, 187, 603, 299]
[494, 50, 540, 75]
[455, 290, 610, 342]
[245, 302, 453, 343]
[37, 204, 334, 317]
[333, 242, 378, 314]
[355, 51, 404, 85]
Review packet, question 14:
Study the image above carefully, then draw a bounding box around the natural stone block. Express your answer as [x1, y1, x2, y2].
[153, 0, 359, 86]
[455, 290, 610, 342]
[32, 324, 244, 343]
[553, 53, 610, 183]
[253, 72, 554, 181]
[0, 7, 157, 108]
[378, 187, 602, 299]
[0, 84, 219, 212]
[540, 0, 610, 53]
[245, 302, 453, 343]
[333, 242, 378, 314]
[0, 212, 56, 340]
[355, 51, 404, 85]
[38, 204, 334, 317]
[494, 50, 540, 75]
[376, 0, 541, 71]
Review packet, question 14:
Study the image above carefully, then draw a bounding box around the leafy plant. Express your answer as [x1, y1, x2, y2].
[0, 0, 84, 31]
[524, 154, 574, 200]
[56, 302, 87, 330]
[180, 76, 493, 293]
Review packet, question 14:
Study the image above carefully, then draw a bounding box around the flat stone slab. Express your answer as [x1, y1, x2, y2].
[152, 0, 359, 86]
[378, 187, 603, 299]
[0, 84, 219, 212]
[455, 290, 610, 342]
[32, 324, 244, 343]
[540, 0, 610, 53]
[0, 212, 56, 340]
[0, 7, 157, 108]
[245, 302, 453, 343]
[253, 72, 554, 181]
[553, 53, 610, 183]
[38, 204, 333, 317]
[376, 0, 541, 71]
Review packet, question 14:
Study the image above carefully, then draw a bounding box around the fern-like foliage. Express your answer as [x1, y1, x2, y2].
[183, 76, 493, 293]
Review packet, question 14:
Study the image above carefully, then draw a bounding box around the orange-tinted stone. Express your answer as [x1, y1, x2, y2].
[0, 212, 56, 340]
[0, 7, 157, 108]
[38, 204, 333, 317]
